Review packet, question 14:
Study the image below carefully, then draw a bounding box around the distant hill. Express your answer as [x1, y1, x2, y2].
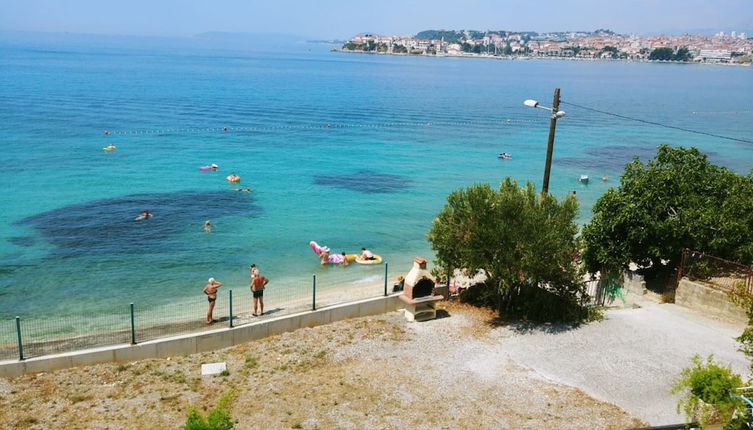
[414, 29, 541, 41]
[414, 30, 465, 43]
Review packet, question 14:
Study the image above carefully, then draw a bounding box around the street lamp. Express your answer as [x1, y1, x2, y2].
[524, 88, 565, 194]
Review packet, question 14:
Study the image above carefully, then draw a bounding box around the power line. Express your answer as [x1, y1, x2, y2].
[560, 100, 753, 145]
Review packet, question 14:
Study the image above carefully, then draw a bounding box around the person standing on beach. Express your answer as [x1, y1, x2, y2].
[203, 277, 222, 324]
[250, 271, 269, 316]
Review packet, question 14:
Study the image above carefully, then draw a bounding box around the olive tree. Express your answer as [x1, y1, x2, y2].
[427, 178, 586, 322]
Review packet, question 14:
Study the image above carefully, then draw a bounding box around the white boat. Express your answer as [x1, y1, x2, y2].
[579, 174, 589, 183]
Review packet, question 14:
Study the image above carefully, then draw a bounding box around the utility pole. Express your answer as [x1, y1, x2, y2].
[541, 88, 561, 195]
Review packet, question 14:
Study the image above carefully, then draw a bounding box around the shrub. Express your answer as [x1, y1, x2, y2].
[671, 355, 743, 429]
[184, 390, 236, 430]
[429, 179, 586, 323]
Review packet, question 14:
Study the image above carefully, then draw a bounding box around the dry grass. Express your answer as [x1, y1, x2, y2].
[0, 302, 644, 429]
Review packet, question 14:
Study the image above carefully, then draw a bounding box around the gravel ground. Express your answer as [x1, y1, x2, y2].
[0, 302, 644, 429]
[502, 296, 749, 425]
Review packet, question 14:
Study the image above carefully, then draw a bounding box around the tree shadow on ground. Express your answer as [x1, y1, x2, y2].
[486, 317, 580, 335]
[639, 266, 676, 294]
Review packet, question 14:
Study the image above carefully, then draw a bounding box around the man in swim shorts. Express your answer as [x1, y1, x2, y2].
[203, 277, 222, 324]
[250, 272, 269, 316]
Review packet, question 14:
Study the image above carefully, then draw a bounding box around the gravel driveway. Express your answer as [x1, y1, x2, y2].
[502, 297, 749, 425]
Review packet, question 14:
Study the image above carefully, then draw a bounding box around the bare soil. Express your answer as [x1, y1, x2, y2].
[0, 302, 644, 429]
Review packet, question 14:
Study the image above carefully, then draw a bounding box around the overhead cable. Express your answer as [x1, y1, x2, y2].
[560, 100, 753, 144]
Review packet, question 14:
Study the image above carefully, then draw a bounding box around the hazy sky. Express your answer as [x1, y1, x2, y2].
[1, 0, 752, 39]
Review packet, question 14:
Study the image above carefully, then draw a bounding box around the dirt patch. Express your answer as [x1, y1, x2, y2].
[0, 302, 644, 429]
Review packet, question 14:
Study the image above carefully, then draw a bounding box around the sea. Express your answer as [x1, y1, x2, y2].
[0, 32, 751, 324]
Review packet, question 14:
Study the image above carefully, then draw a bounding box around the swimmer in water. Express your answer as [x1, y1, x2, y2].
[134, 210, 152, 221]
[203, 220, 212, 233]
[235, 187, 251, 192]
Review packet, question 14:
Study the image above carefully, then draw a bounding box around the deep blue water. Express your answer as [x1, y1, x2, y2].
[0, 33, 751, 321]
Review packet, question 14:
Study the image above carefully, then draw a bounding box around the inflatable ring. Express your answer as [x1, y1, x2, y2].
[226, 175, 241, 182]
[355, 254, 383, 265]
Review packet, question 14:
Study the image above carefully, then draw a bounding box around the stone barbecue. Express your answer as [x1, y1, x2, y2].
[403, 257, 436, 299]
[399, 257, 444, 321]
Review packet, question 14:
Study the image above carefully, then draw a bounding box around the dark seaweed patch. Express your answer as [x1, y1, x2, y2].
[557, 145, 720, 171]
[8, 236, 36, 247]
[313, 170, 412, 194]
[15, 190, 260, 257]
[556, 144, 660, 170]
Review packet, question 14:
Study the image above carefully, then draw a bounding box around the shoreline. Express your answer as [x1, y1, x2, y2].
[334, 48, 753, 67]
[0, 274, 395, 361]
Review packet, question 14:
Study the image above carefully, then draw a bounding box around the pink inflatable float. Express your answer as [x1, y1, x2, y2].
[309, 241, 356, 265]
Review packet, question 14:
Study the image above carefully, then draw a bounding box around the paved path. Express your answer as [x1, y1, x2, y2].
[502, 298, 749, 425]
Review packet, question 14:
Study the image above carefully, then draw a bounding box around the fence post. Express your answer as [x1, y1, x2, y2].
[15, 316, 23, 361]
[384, 263, 388, 296]
[229, 290, 234, 328]
[312, 275, 317, 311]
[130, 303, 136, 345]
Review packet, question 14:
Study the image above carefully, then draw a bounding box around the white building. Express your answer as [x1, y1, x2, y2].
[697, 49, 731, 62]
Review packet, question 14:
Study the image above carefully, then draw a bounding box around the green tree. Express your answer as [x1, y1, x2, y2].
[582, 145, 753, 276]
[673, 47, 693, 61]
[427, 179, 586, 322]
[649, 47, 674, 60]
[502, 43, 513, 55]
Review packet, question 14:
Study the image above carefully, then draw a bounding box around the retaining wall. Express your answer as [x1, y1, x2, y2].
[675, 278, 747, 323]
[0, 294, 402, 378]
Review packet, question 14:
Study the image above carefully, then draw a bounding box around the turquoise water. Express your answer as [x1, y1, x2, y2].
[1, 34, 752, 320]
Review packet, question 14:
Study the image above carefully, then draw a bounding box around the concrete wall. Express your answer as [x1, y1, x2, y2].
[0, 295, 402, 378]
[622, 271, 647, 296]
[675, 278, 747, 323]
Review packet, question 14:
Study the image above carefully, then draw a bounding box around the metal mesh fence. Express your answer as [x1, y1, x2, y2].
[678, 249, 753, 294]
[15, 309, 131, 360]
[0, 266, 394, 361]
[0, 319, 20, 361]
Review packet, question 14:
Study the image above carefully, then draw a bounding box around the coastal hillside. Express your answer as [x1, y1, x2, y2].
[341, 28, 753, 63]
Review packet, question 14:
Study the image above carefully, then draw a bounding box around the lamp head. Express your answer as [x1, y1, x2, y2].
[523, 99, 539, 108]
[555, 110, 566, 118]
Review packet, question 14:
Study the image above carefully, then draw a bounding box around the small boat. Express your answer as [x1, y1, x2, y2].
[579, 174, 589, 183]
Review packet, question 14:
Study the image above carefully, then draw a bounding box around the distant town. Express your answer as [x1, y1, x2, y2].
[339, 29, 753, 64]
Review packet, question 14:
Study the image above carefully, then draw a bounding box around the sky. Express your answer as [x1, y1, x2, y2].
[1, 0, 752, 39]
